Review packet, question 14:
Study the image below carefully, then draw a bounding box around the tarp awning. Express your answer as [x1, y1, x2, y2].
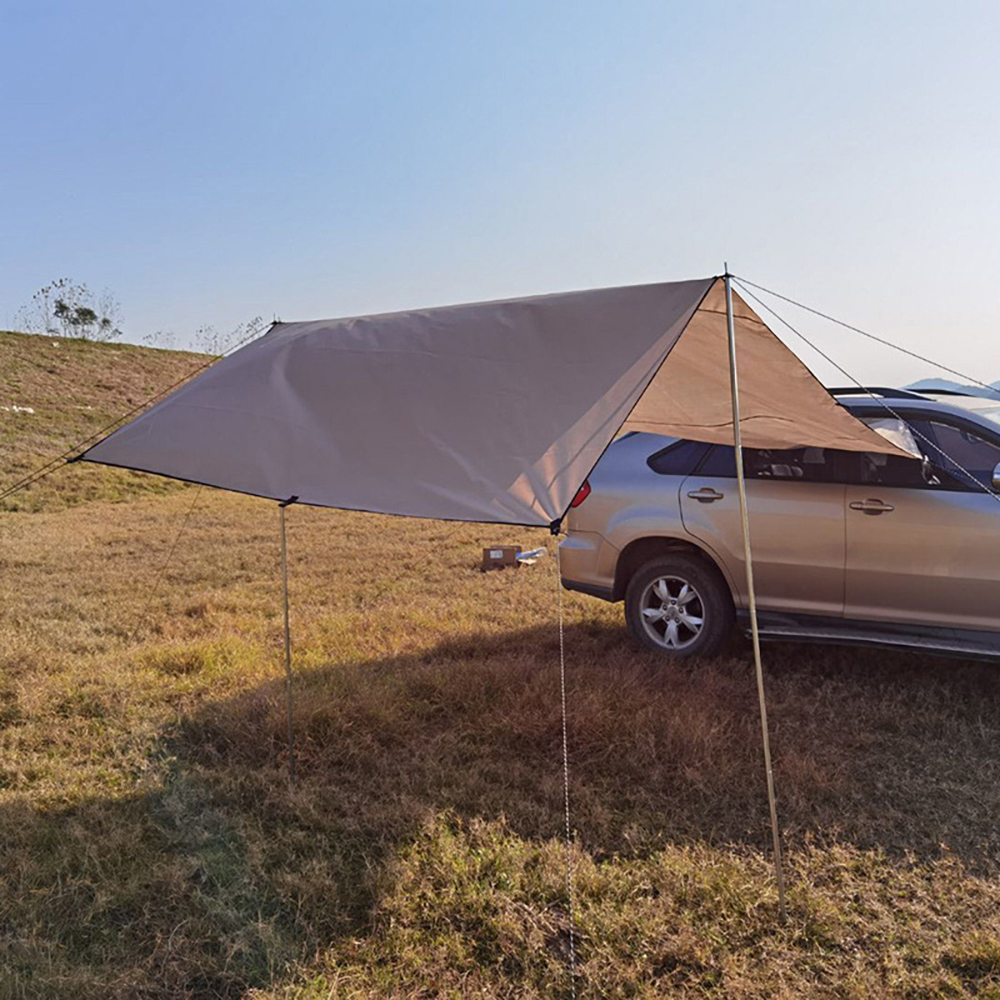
[81, 276, 905, 527]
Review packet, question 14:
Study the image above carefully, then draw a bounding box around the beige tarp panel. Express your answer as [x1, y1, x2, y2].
[82, 278, 712, 526]
[625, 279, 902, 453]
[81, 275, 906, 527]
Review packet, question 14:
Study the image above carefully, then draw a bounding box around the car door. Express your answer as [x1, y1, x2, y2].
[843, 416, 1000, 629]
[680, 445, 846, 616]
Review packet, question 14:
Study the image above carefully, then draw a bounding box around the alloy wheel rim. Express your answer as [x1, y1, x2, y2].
[639, 575, 705, 649]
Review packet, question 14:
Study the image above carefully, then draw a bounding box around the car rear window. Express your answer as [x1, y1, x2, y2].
[647, 440, 710, 476]
[697, 445, 738, 477]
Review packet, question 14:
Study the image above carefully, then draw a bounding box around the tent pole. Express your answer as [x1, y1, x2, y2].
[724, 268, 787, 922]
[279, 500, 296, 783]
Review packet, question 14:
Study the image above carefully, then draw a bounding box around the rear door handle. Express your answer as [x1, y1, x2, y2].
[849, 498, 895, 515]
[687, 487, 724, 503]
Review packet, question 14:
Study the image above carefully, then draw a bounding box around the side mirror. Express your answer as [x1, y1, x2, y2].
[992, 462, 1000, 491]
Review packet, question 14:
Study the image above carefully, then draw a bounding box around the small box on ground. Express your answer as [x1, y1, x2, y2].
[481, 545, 521, 572]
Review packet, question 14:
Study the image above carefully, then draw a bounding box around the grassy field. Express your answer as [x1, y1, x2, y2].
[4, 330, 1000, 998]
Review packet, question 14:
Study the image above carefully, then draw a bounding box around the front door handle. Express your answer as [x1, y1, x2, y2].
[849, 498, 895, 515]
[687, 487, 724, 503]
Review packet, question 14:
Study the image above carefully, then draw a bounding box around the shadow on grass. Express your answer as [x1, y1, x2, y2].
[179, 617, 1000, 896]
[186, 624, 1000, 864]
[8, 620, 1000, 997]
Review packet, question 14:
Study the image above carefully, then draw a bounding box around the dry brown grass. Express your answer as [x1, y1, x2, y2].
[0, 329, 204, 512]
[4, 331, 1000, 998]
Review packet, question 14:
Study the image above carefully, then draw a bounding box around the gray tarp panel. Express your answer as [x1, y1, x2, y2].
[81, 277, 904, 527]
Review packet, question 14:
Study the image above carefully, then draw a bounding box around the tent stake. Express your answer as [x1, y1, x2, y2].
[724, 268, 787, 922]
[278, 498, 298, 783]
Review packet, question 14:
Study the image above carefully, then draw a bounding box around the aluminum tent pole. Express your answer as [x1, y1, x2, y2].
[724, 268, 787, 921]
[279, 497, 298, 783]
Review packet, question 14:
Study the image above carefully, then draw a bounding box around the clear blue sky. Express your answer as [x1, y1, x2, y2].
[3, 0, 999, 384]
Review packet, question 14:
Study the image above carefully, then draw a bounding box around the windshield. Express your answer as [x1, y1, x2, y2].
[966, 404, 1000, 429]
[924, 395, 1000, 430]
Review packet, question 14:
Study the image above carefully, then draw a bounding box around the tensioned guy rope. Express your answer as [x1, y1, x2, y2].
[734, 275, 1000, 399]
[125, 485, 205, 646]
[555, 543, 578, 997]
[0, 323, 270, 504]
[734, 281, 1000, 509]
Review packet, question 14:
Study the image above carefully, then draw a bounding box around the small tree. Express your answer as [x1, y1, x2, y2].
[15, 278, 123, 341]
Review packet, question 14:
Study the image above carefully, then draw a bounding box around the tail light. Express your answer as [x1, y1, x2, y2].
[570, 479, 592, 508]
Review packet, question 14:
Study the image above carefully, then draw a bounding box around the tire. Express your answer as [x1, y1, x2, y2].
[624, 554, 734, 659]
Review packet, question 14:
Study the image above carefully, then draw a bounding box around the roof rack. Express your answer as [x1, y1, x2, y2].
[827, 386, 927, 401]
[917, 387, 991, 397]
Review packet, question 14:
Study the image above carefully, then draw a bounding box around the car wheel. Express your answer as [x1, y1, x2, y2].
[624, 555, 734, 658]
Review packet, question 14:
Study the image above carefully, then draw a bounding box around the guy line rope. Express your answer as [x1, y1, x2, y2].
[555, 543, 578, 997]
[124, 484, 205, 646]
[733, 280, 1000, 508]
[0, 321, 271, 504]
[734, 275, 1000, 401]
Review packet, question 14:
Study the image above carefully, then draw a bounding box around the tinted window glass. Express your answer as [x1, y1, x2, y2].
[839, 416, 999, 491]
[647, 440, 710, 476]
[923, 420, 1000, 492]
[695, 445, 837, 483]
[839, 451, 927, 488]
[698, 445, 737, 478]
[746, 447, 837, 482]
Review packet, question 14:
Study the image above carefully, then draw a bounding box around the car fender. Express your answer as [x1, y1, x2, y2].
[604, 493, 740, 602]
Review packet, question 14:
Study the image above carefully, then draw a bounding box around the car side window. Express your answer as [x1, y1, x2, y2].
[840, 415, 1000, 491]
[837, 411, 937, 488]
[746, 446, 837, 482]
[921, 420, 1000, 492]
[647, 440, 711, 476]
[697, 445, 737, 477]
[695, 445, 837, 483]
[838, 450, 928, 488]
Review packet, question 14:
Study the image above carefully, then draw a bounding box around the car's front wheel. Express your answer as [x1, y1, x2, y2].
[624, 554, 734, 658]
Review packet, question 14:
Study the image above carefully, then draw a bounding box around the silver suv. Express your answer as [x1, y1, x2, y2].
[560, 388, 1000, 660]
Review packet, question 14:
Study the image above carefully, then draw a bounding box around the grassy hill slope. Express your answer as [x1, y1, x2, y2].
[0, 330, 205, 511]
[4, 331, 1000, 998]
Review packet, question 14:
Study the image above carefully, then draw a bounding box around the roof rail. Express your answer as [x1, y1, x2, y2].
[917, 387, 988, 397]
[827, 386, 927, 401]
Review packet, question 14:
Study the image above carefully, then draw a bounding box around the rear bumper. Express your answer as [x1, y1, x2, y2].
[561, 578, 615, 602]
[558, 530, 618, 600]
